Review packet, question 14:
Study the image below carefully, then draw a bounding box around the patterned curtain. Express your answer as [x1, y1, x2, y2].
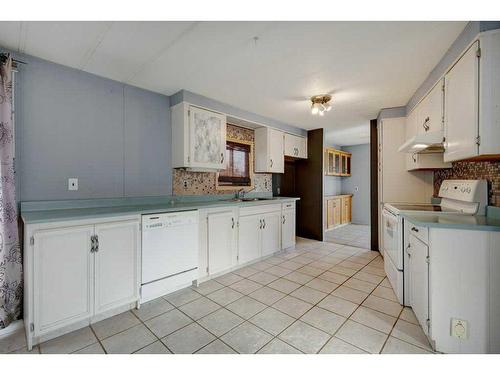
[0, 55, 22, 329]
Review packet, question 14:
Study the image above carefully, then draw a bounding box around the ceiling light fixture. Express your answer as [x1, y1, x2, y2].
[310, 94, 332, 116]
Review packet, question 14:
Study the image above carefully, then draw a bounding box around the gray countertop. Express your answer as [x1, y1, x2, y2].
[21, 196, 300, 224]
[401, 211, 500, 232]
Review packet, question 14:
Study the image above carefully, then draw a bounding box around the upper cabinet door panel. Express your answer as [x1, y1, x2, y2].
[284, 133, 307, 158]
[423, 79, 444, 135]
[269, 128, 284, 173]
[444, 42, 479, 162]
[189, 106, 227, 169]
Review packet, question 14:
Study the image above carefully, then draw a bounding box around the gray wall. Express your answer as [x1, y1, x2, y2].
[340, 144, 371, 225]
[11, 52, 172, 201]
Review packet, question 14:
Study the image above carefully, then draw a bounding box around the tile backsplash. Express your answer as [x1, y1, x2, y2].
[172, 124, 272, 195]
[434, 160, 500, 207]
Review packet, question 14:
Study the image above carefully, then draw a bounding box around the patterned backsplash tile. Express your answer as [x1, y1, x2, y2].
[434, 160, 500, 207]
[172, 124, 272, 195]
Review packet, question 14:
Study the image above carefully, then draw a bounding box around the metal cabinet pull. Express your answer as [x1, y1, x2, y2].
[90, 235, 95, 253]
[94, 235, 99, 252]
[259, 219, 262, 229]
[231, 217, 235, 229]
[262, 219, 266, 229]
[282, 215, 286, 224]
[220, 152, 224, 163]
[411, 227, 419, 233]
[423, 117, 430, 131]
[270, 159, 273, 168]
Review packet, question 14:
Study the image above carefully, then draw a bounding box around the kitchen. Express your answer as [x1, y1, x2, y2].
[1, 8, 500, 368]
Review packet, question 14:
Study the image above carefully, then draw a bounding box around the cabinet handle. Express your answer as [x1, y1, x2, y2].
[90, 235, 95, 253]
[423, 117, 430, 132]
[262, 219, 266, 229]
[94, 235, 99, 252]
[282, 215, 286, 224]
[259, 219, 263, 229]
[270, 159, 273, 168]
[406, 244, 411, 257]
[411, 227, 419, 233]
[220, 153, 224, 163]
[231, 217, 235, 229]
[412, 154, 417, 163]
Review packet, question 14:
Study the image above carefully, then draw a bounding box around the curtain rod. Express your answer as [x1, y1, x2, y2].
[0, 53, 27, 66]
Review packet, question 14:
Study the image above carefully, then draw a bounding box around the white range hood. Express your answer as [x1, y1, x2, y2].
[397, 130, 445, 153]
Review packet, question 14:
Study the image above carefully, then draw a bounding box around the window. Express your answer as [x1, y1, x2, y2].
[218, 141, 251, 186]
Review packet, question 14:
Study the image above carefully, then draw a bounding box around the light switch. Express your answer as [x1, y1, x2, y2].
[68, 178, 78, 191]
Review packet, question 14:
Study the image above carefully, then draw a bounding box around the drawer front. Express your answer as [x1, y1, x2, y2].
[408, 222, 428, 244]
[240, 204, 281, 217]
[282, 201, 295, 211]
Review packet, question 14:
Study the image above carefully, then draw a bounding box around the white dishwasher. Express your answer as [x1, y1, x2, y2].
[141, 210, 199, 303]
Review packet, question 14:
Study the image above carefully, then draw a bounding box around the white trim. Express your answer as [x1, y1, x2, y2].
[0, 319, 24, 338]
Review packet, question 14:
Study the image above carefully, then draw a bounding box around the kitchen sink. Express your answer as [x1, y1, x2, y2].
[224, 197, 273, 202]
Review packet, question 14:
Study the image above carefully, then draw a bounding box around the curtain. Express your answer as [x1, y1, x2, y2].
[0, 55, 21, 329]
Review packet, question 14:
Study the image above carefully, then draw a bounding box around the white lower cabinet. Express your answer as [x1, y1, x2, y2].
[281, 202, 296, 249]
[238, 214, 262, 264]
[94, 220, 140, 315]
[407, 233, 429, 336]
[207, 210, 237, 275]
[26, 216, 140, 349]
[261, 211, 281, 257]
[238, 204, 283, 264]
[33, 225, 94, 337]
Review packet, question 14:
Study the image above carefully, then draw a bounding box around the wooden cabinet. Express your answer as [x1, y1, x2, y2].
[407, 233, 429, 336]
[325, 195, 350, 229]
[171, 102, 227, 170]
[28, 217, 140, 347]
[281, 202, 296, 249]
[284, 133, 307, 159]
[255, 127, 284, 173]
[341, 196, 352, 224]
[208, 210, 237, 275]
[325, 148, 351, 176]
[94, 220, 140, 315]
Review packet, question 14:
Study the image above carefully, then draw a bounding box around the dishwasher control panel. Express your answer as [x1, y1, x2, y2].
[142, 211, 199, 230]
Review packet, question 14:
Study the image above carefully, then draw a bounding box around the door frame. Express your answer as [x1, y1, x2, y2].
[370, 119, 379, 251]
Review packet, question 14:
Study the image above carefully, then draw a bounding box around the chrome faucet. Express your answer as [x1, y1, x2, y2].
[236, 187, 255, 199]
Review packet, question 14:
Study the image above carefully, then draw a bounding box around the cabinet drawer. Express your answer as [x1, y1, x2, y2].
[282, 201, 295, 210]
[240, 204, 281, 217]
[408, 222, 428, 244]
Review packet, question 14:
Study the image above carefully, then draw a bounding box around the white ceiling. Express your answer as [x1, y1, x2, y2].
[0, 21, 466, 145]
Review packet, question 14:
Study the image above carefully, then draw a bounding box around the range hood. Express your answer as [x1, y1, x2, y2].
[398, 131, 445, 153]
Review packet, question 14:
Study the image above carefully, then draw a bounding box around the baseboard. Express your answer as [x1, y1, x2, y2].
[0, 319, 24, 338]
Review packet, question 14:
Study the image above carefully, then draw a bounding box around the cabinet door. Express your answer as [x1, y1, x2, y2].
[297, 136, 307, 158]
[269, 128, 284, 173]
[419, 80, 444, 135]
[333, 198, 342, 226]
[261, 211, 281, 257]
[282, 209, 296, 249]
[33, 225, 94, 335]
[341, 197, 352, 224]
[284, 133, 301, 157]
[189, 106, 227, 169]
[346, 155, 351, 176]
[326, 150, 334, 175]
[326, 199, 335, 229]
[238, 214, 262, 264]
[444, 42, 479, 162]
[334, 152, 341, 175]
[94, 220, 139, 315]
[408, 234, 429, 335]
[208, 211, 237, 275]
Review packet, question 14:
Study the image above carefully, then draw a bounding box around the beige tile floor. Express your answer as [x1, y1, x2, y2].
[0, 237, 433, 354]
[325, 224, 371, 249]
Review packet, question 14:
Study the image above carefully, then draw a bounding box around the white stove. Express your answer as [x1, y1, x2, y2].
[381, 180, 488, 304]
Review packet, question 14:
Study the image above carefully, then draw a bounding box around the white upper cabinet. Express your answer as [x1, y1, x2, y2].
[444, 42, 479, 162]
[171, 102, 227, 170]
[255, 127, 285, 173]
[418, 79, 444, 136]
[284, 133, 307, 159]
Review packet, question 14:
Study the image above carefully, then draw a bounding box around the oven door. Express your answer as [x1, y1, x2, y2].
[382, 208, 402, 270]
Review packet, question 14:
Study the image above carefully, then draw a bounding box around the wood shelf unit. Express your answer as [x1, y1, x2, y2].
[325, 148, 352, 176]
[325, 194, 352, 229]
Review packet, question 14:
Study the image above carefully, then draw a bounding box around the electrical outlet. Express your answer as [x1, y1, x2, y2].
[183, 180, 188, 189]
[68, 178, 78, 191]
[355, 186, 359, 192]
[451, 318, 468, 339]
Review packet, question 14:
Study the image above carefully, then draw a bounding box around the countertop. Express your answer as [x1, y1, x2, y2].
[324, 194, 353, 199]
[21, 196, 300, 224]
[401, 211, 500, 232]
